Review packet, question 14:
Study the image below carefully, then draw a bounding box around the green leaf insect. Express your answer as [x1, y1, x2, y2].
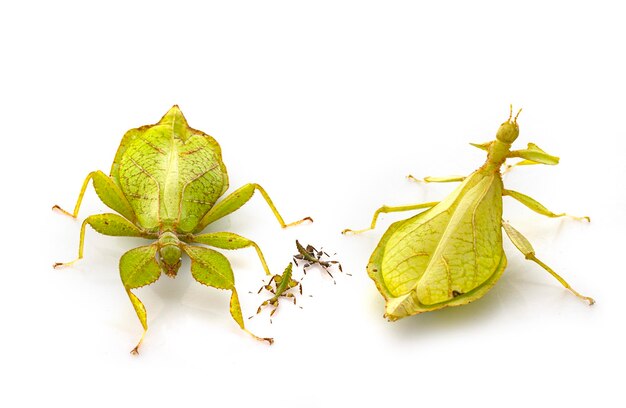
[53, 106, 312, 353]
[343, 106, 594, 321]
[254, 263, 303, 319]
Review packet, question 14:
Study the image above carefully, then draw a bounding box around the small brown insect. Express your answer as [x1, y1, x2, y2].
[293, 240, 346, 284]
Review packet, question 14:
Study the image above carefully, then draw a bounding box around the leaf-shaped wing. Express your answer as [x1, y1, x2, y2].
[113, 106, 228, 232]
[369, 171, 507, 319]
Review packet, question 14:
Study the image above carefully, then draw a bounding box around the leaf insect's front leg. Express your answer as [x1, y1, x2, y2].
[507, 142, 560, 166]
[53, 213, 148, 268]
[342, 201, 439, 235]
[503, 189, 590, 222]
[407, 175, 466, 183]
[502, 221, 594, 305]
[195, 183, 312, 232]
[119, 244, 162, 354]
[53, 170, 136, 222]
[191, 232, 271, 276]
[502, 142, 560, 174]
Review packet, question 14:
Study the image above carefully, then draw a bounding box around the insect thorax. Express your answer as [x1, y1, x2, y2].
[158, 231, 182, 277]
[483, 118, 520, 171]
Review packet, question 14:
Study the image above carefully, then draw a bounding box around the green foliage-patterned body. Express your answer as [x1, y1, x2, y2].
[54, 106, 310, 353]
[255, 263, 302, 317]
[345, 107, 594, 320]
[111, 108, 228, 233]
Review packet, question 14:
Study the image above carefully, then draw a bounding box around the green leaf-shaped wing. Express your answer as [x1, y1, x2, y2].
[112, 106, 229, 232]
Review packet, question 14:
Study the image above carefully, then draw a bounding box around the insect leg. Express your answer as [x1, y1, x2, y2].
[503, 189, 590, 222]
[119, 244, 161, 354]
[53, 171, 136, 222]
[324, 268, 336, 285]
[183, 244, 274, 344]
[250, 184, 313, 227]
[192, 232, 272, 275]
[407, 175, 466, 183]
[52, 172, 96, 218]
[502, 160, 540, 175]
[53, 213, 146, 268]
[196, 183, 312, 231]
[342, 201, 439, 234]
[502, 221, 594, 305]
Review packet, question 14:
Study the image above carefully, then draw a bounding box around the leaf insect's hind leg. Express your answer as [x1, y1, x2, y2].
[192, 232, 272, 276]
[184, 244, 273, 345]
[407, 175, 466, 183]
[342, 201, 439, 234]
[126, 289, 148, 355]
[53, 213, 146, 268]
[196, 183, 312, 231]
[503, 189, 590, 222]
[119, 244, 161, 355]
[502, 221, 595, 305]
[240, 292, 273, 344]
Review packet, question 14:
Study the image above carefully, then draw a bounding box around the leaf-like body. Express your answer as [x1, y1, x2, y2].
[368, 169, 506, 319]
[112, 106, 229, 233]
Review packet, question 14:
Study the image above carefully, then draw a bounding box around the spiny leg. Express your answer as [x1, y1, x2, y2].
[54, 213, 147, 268]
[192, 232, 272, 275]
[503, 189, 590, 222]
[342, 201, 439, 234]
[196, 183, 312, 231]
[502, 221, 594, 305]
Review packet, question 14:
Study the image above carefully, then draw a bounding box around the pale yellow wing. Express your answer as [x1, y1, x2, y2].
[368, 170, 506, 319]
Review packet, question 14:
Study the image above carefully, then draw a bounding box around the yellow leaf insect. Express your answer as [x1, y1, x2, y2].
[344, 107, 594, 320]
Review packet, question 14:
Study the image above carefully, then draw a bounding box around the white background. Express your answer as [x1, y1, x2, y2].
[1, 1, 624, 407]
